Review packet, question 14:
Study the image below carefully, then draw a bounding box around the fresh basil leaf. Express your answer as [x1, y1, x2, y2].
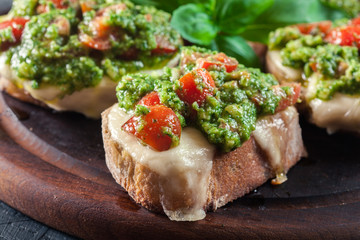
[240, 23, 286, 44]
[131, 0, 215, 13]
[130, 0, 180, 13]
[240, 0, 348, 44]
[211, 35, 260, 68]
[254, 0, 347, 24]
[179, 0, 216, 13]
[214, 0, 274, 35]
[171, 4, 218, 46]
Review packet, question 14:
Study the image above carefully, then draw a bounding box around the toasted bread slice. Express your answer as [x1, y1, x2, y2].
[102, 104, 306, 221]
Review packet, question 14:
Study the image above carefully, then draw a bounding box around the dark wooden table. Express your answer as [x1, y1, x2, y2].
[1, 87, 360, 240]
[0, 200, 77, 240]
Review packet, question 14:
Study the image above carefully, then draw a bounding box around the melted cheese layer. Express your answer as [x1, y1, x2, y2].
[0, 53, 180, 118]
[253, 106, 302, 184]
[306, 73, 360, 134]
[266, 50, 302, 82]
[309, 94, 360, 134]
[108, 105, 215, 221]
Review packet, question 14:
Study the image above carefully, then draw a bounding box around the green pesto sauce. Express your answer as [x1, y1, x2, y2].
[7, 9, 102, 95]
[116, 47, 285, 152]
[80, 1, 182, 81]
[0, 27, 15, 45]
[320, 0, 360, 18]
[269, 25, 360, 100]
[9, 0, 38, 17]
[3, 0, 181, 96]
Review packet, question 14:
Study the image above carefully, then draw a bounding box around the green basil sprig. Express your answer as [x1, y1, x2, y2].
[132, 0, 350, 67]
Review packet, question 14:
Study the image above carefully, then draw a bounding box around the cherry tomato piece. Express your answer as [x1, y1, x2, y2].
[274, 83, 301, 113]
[351, 17, 360, 26]
[122, 105, 181, 151]
[80, 1, 95, 13]
[325, 26, 360, 48]
[0, 18, 29, 50]
[0, 18, 29, 41]
[137, 92, 161, 107]
[37, 0, 72, 13]
[79, 4, 126, 50]
[177, 68, 216, 107]
[79, 32, 111, 50]
[151, 35, 177, 55]
[196, 53, 238, 73]
[309, 62, 317, 72]
[295, 21, 332, 35]
[50, 0, 69, 9]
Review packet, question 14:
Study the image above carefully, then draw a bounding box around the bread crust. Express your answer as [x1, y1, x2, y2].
[102, 106, 306, 215]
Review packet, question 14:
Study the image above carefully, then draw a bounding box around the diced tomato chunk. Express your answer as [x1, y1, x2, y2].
[176, 68, 216, 107]
[325, 25, 360, 48]
[274, 83, 301, 112]
[122, 105, 181, 151]
[295, 21, 332, 35]
[0, 18, 29, 50]
[79, 32, 111, 50]
[151, 35, 177, 55]
[309, 62, 317, 72]
[144, 14, 152, 22]
[137, 92, 161, 107]
[37, 0, 71, 13]
[80, 1, 95, 13]
[0, 18, 29, 41]
[50, 0, 69, 9]
[351, 17, 360, 26]
[196, 53, 238, 73]
[79, 4, 126, 50]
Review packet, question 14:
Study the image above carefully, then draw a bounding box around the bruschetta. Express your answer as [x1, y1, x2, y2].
[102, 47, 306, 221]
[0, 0, 181, 118]
[267, 18, 360, 134]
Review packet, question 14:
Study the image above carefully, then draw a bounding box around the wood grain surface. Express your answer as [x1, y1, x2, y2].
[0, 200, 77, 240]
[0, 91, 360, 240]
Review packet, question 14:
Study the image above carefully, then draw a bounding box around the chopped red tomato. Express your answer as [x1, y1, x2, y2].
[144, 13, 152, 22]
[196, 53, 238, 73]
[79, 15, 111, 50]
[37, 0, 71, 13]
[151, 35, 177, 55]
[0, 18, 29, 50]
[325, 25, 360, 48]
[351, 17, 360, 26]
[50, 0, 69, 9]
[79, 32, 111, 50]
[309, 62, 317, 72]
[274, 83, 301, 112]
[79, 4, 126, 50]
[122, 105, 181, 151]
[80, 1, 95, 13]
[176, 68, 216, 107]
[295, 21, 332, 35]
[137, 92, 161, 107]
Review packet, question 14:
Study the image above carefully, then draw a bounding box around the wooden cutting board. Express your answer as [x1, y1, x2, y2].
[0, 91, 359, 240]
